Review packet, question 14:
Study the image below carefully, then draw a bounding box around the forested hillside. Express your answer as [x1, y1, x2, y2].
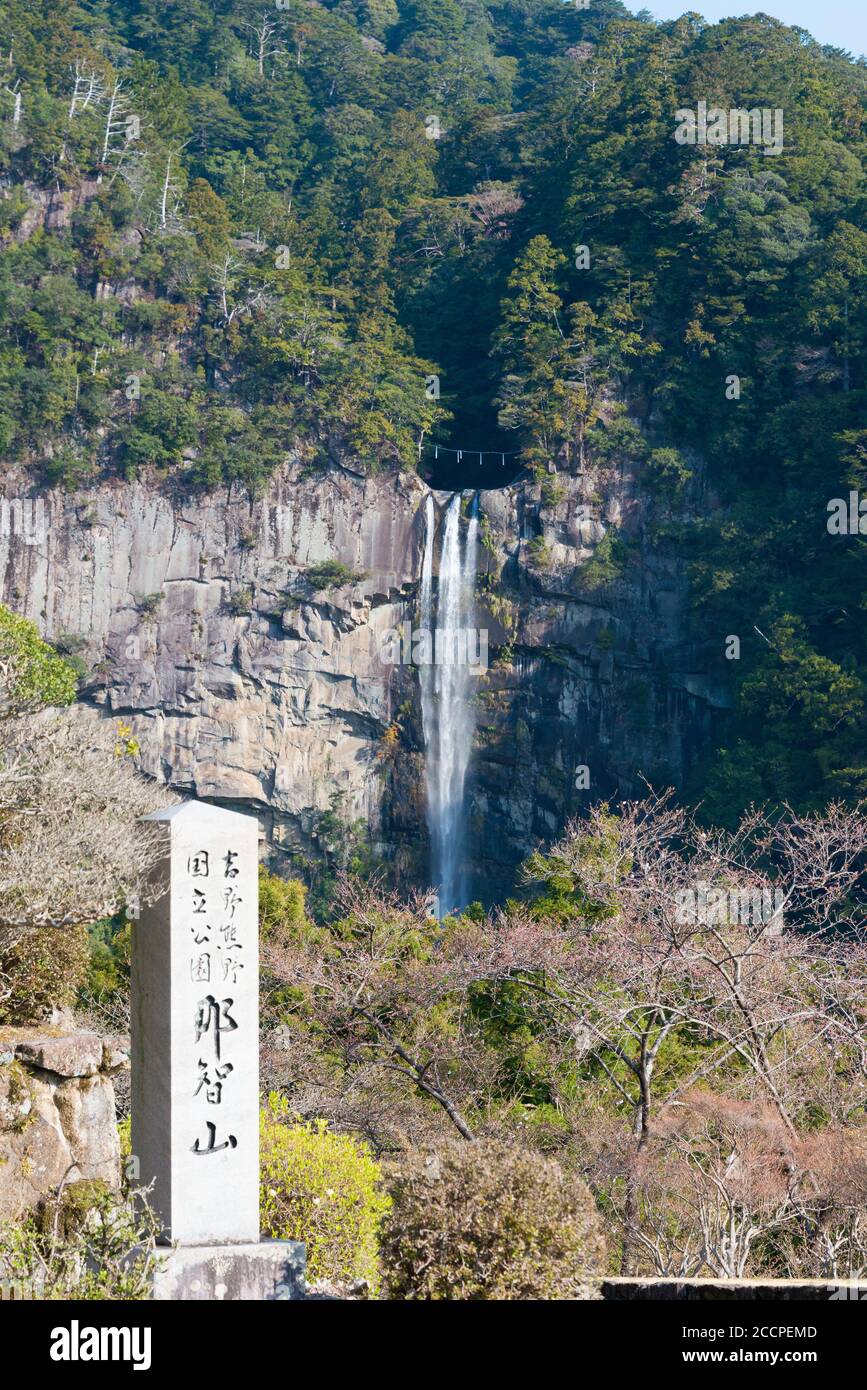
[4, 4, 867, 1302]
[0, 0, 866, 823]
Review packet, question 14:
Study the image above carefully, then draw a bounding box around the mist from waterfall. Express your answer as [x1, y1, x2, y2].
[420, 492, 479, 918]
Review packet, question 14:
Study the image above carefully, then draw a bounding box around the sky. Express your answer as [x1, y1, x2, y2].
[633, 2, 867, 57]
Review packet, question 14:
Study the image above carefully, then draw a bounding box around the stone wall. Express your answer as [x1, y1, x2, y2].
[0, 1029, 123, 1220]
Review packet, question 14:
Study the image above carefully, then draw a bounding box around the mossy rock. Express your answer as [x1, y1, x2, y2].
[37, 1179, 113, 1241]
[0, 1059, 35, 1133]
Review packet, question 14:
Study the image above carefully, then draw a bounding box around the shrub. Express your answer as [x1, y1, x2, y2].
[259, 1093, 390, 1293]
[134, 592, 162, 617]
[42, 447, 97, 488]
[0, 605, 78, 716]
[226, 585, 253, 616]
[0, 1181, 158, 1300]
[303, 560, 364, 591]
[587, 405, 648, 465]
[0, 719, 173, 982]
[259, 866, 308, 942]
[541, 474, 566, 507]
[259, 869, 310, 1029]
[0, 921, 91, 1024]
[527, 535, 553, 571]
[574, 530, 628, 590]
[51, 632, 90, 682]
[380, 1139, 606, 1300]
[646, 446, 692, 498]
[83, 914, 131, 1002]
[119, 389, 198, 475]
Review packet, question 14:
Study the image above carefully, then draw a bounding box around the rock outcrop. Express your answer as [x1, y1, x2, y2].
[466, 460, 730, 900]
[0, 457, 727, 901]
[0, 1028, 124, 1220]
[0, 463, 428, 882]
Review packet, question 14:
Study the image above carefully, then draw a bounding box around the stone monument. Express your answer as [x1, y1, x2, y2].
[131, 800, 304, 1299]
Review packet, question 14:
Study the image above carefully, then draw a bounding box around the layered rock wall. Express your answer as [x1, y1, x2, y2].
[0, 459, 728, 900]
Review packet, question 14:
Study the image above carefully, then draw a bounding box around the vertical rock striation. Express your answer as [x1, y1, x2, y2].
[0, 458, 728, 901]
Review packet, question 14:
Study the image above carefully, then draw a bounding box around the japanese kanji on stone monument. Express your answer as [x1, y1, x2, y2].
[131, 800, 304, 1297]
[132, 801, 259, 1244]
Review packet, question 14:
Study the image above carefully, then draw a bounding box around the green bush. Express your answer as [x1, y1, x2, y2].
[0, 605, 78, 716]
[119, 388, 199, 475]
[42, 447, 97, 488]
[0, 921, 91, 1024]
[259, 1093, 390, 1293]
[226, 585, 253, 616]
[51, 632, 90, 682]
[575, 531, 629, 591]
[259, 868, 310, 1028]
[527, 535, 554, 571]
[259, 866, 308, 941]
[380, 1139, 605, 1300]
[646, 446, 692, 498]
[82, 914, 131, 1001]
[0, 1181, 158, 1300]
[303, 560, 364, 591]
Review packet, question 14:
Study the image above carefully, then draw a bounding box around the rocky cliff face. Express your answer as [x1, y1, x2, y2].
[0, 457, 728, 902]
[468, 461, 730, 901]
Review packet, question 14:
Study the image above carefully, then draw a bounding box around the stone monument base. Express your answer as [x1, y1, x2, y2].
[148, 1239, 305, 1300]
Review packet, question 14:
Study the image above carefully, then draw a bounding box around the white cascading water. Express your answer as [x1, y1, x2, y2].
[419, 494, 436, 758]
[421, 492, 479, 917]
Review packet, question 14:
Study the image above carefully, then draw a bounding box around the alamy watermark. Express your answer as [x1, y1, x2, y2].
[827, 492, 867, 535]
[0, 498, 47, 546]
[674, 101, 784, 156]
[676, 882, 785, 929]
[50, 1321, 152, 1371]
[379, 621, 488, 674]
[1, 1274, 45, 1300]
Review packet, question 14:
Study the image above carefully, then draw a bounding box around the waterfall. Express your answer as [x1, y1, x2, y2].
[420, 494, 435, 755]
[420, 493, 479, 917]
